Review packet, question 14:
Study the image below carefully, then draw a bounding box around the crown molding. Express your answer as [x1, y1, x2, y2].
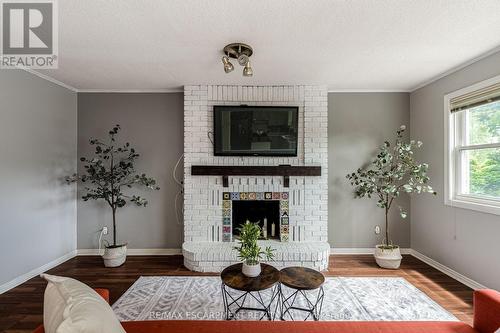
[327, 89, 410, 93]
[410, 44, 500, 92]
[22, 68, 78, 92]
[77, 88, 183, 93]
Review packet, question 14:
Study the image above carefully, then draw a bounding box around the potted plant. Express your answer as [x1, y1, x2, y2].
[234, 222, 275, 277]
[67, 125, 159, 267]
[346, 125, 436, 269]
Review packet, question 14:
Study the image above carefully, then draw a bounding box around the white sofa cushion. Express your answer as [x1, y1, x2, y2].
[41, 274, 126, 333]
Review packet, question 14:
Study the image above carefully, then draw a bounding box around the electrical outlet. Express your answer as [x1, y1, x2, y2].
[102, 227, 108, 235]
[374, 225, 380, 234]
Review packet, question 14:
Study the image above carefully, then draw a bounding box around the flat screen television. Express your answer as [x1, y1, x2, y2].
[214, 105, 298, 156]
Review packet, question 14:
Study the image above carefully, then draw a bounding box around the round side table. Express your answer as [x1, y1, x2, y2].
[279, 266, 325, 321]
[221, 263, 280, 320]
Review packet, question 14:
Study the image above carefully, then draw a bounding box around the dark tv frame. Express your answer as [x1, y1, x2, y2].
[213, 105, 299, 157]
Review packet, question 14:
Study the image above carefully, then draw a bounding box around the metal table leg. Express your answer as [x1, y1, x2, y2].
[222, 283, 279, 321]
[280, 286, 324, 321]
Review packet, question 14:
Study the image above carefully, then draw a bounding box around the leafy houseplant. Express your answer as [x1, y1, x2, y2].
[346, 125, 436, 269]
[67, 125, 159, 267]
[234, 222, 275, 277]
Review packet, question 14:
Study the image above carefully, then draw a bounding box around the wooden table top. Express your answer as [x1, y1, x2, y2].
[280, 266, 325, 290]
[221, 263, 280, 292]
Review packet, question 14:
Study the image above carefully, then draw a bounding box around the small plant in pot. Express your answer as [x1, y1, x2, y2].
[346, 125, 436, 269]
[67, 125, 159, 267]
[234, 221, 275, 277]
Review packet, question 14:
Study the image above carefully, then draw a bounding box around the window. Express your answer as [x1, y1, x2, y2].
[445, 76, 500, 215]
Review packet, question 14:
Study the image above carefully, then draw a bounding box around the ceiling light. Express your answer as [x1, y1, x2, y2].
[243, 61, 253, 77]
[221, 56, 234, 73]
[222, 43, 254, 77]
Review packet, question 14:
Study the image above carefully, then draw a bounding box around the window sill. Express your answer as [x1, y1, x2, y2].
[445, 195, 500, 216]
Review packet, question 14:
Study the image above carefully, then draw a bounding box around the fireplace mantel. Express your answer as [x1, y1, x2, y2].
[191, 165, 321, 187]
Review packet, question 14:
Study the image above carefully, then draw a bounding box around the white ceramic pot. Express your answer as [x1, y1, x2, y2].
[374, 245, 402, 269]
[102, 244, 127, 267]
[242, 261, 261, 277]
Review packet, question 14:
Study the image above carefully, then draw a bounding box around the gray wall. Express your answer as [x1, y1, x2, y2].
[0, 70, 77, 287]
[77, 93, 183, 249]
[410, 51, 500, 290]
[328, 93, 411, 248]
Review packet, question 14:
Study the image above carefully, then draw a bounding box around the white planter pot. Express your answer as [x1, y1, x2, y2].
[102, 244, 127, 267]
[242, 261, 261, 277]
[374, 245, 402, 269]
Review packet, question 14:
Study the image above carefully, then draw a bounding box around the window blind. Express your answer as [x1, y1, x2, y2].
[450, 82, 500, 113]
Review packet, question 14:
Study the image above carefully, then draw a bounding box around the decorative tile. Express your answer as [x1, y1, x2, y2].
[223, 226, 231, 233]
[230, 192, 240, 200]
[248, 192, 256, 200]
[264, 192, 272, 200]
[222, 200, 231, 209]
[280, 234, 289, 242]
[281, 192, 289, 200]
[280, 200, 289, 209]
[272, 192, 281, 200]
[281, 225, 289, 234]
[256, 192, 264, 200]
[223, 192, 230, 200]
[222, 233, 231, 242]
[281, 211, 289, 218]
[281, 217, 289, 225]
[223, 209, 231, 217]
[223, 218, 231, 225]
[240, 192, 248, 200]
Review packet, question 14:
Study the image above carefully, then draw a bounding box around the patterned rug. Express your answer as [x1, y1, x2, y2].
[112, 276, 457, 321]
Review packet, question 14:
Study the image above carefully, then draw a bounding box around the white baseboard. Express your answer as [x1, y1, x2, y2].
[0, 250, 77, 294]
[409, 249, 487, 290]
[77, 248, 182, 256]
[1, 247, 487, 294]
[331, 247, 411, 255]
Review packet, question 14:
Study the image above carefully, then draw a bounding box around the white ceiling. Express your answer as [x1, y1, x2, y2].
[39, 0, 500, 91]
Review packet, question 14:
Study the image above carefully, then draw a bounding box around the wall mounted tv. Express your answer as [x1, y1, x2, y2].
[214, 105, 298, 156]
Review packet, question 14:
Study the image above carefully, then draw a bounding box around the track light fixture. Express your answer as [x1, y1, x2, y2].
[222, 56, 234, 73]
[221, 43, 253, 77]
[243, 61, 253, 77]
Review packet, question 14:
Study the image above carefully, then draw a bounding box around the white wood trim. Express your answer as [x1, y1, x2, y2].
[327, 89, 410, 93]
[331, 248, 411, 255]
[77, 89, 182, 93]
[443, 74, 500, 215]
[22, 68, 78, 92]
[77, 248, 182, 256]
[410, 45, 500, 92]
[0, 250, 77, 294]
[410, 250, 487, 290]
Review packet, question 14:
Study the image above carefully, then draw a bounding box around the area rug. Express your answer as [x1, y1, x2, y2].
[112, 276, 457, 321]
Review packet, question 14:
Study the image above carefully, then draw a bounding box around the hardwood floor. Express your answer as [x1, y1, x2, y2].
[0, 254, 474, 333]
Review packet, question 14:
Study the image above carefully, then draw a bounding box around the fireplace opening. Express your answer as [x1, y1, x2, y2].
[232, 200, 280, 240]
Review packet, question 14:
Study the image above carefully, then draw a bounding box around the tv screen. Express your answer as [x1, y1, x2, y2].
[214, 105, 298, 156]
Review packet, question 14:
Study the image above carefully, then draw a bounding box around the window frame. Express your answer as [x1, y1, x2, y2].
[444, 74, 500, 216]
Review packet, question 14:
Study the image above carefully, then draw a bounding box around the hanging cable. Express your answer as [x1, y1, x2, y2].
[172, 154, 184, 225]
[172, 153, 184, 186]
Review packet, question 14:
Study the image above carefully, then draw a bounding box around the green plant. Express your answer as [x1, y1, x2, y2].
[346, 125, 436, 249]
[234, 222, 275, 265]
[67, 125, 159, 247]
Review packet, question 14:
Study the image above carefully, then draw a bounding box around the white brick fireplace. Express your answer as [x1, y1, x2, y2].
[182, 85, 329, 272]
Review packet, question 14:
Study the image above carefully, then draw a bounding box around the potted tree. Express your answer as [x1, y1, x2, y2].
[234, 222, 275, 277]
[67, 125, 159, 267]
[346, 125, 436, 269]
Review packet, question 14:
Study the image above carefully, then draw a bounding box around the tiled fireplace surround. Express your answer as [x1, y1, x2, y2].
[182, 85, 330, 272]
